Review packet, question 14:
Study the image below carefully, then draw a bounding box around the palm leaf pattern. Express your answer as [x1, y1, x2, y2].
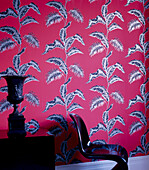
[0, 0, 41, 135]
[87, 1, 125, 143]
[42, 1, 85, 164]
[126, 0, 149, 156]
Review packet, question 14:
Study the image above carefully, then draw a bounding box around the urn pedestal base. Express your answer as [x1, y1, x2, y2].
[8, 113, 26, 139]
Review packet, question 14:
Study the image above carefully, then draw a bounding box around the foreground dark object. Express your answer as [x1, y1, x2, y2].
[3, 75, 27, 138]
[70, 113, 128, 170]
[0, 136, 55, 170]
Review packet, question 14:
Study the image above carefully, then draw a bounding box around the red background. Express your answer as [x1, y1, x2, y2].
[0, 0, 148, 165]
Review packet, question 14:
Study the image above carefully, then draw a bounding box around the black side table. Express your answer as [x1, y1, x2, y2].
[0, 135, 55, 170]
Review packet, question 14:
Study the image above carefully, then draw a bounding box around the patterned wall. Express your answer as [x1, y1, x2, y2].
[0, 0, 148, 165]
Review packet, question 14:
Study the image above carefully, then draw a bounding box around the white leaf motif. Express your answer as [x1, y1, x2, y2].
[46, 1, 67, 18]
[29, 60, 41, 72]
[90, 96, 105, 111]
[129, 70, 142, 84]
[127, 95, 144, 109]
[74, 89, 85, 100]
[129, 121, 143, 135]
[90, 85, 109, 102]
[115, 115, 125, 125]
[107, 118, 116, 132]
[89, 43, 105, 56]
[67, 103, 83, 112]
[28, 2, 40, 15]
[0, 26, 21, 44]
[130, 111, 147, 126]
[111, 91, 124, 104]
[125, 44, 143, 57]
[109, 128, 123, 137]
[65, 37, 75, 50]
[69, 64, 84, 77]
[90, 32, 109, 48]
[128, 19, 142, 32]
[108, 23, 123, 32]
[109, 75, 123, 84]
[89, 122, 107, 137]
[43, 40, 64, 54]
[24, 33, 39, 48]
[69, 9, 83, 23]
[102, 104, 113, 124]
[102, 51, 112, 71]
[106, 12, 115, 25]
[87, 68, 106, 83]
[125, 0, 143, 6]
[129, 59, 146, 75]
[128, 9, 145, 25]
[21, 16, 38, 25]
[67, 47, 83, 56]
[86, 15, 105, 29]
[46, 12, 62, 27]
[13, 0, 20, 11]
[114, 11, 124, 22]
[43, 97, 64, 112]
[46, 57, 68, 75]
[46, 69, 63, 84]
[25, 92, 39, 106]
[0, 38, 16, 53]
[110, 39, 123, 51]
[73, 34, 85, 45]
[0, 8, 18, 19]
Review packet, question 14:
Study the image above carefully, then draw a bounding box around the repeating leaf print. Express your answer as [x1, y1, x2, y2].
[109, 128, 123, 137]
[127, 95, 144, 109]
[90, 32, 109, 48]
[46, 69, 63, 84]
[69, 9, 83, 23]
[108, 23, 122, 32]
[128, 9, 145, 25]
[125, 44, 144, 58]
[43, 1, 85, 164]
[46, 1, 67, 19]
[129, 121, 143, 135]
[128, 19, 142, 32]
[43, 96, 65, 112]
[23, 33, 39, 48]
[24, 91, 40, 106]
[69, 64, 84, 78]
[129, 70, 142, 84]
[126, 4, 149, 154]
[0, 38, 16, 53]
[46, 12, 63, 27]
[90, 96, 105, 111]
[25, 119, 40, 134]
[46, 57, 68, 75]
[90, 85, 109, 102]
[87, 1, 125, 143]
[110, 39, 123, 51]
[89, 43, 105, 56]
[0, 0, 148, 164]
[125, 0, 143, 6]
[130, 111, 147, 126]
[0, 0, 41, 138]
[86, 15, 105, 29]
[0, 26, 21, 44]
[129, 60, 146, 75]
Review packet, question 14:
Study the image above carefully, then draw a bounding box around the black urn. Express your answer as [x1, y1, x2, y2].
[3, 75, 28, 139]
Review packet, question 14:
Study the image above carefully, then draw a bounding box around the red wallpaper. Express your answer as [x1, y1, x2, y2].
[0, 0, 149, 165]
